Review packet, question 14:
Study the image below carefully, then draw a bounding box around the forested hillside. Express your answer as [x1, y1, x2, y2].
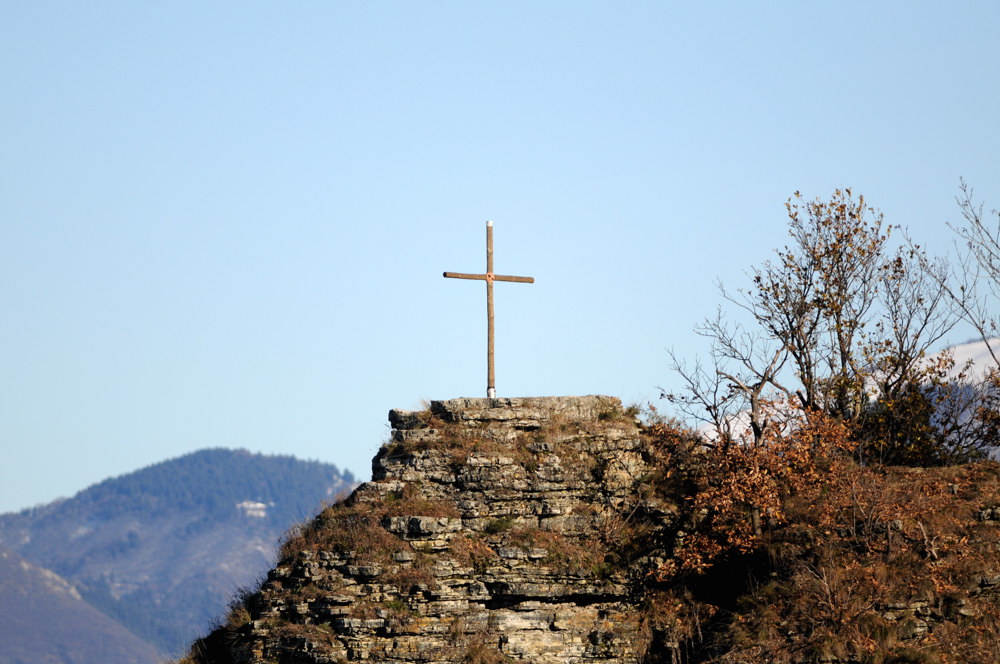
[0, 448, 356, 660]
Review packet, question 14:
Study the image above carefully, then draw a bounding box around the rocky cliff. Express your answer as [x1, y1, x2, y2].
[184, 396, 1000, 664]
[188, 396, 673, 663]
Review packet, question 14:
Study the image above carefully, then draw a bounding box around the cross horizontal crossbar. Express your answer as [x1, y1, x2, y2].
[443, 271, 535, 283]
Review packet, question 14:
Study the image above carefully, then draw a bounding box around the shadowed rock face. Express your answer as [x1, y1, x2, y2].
[195, 396, 677, 664]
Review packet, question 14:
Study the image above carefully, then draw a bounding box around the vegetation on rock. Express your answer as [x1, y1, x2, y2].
[177, 396, 1000, 664]
[639, 414, 1000, 663]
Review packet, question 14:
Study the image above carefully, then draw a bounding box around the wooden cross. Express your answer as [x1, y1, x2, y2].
[444, 221, 534, 398]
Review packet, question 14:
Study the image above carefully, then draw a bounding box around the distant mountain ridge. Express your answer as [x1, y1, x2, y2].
[6, 448, 352, 527]
[0, 448, 356, 662]
[0, 549, 162, 664]
[943, 337, 1000, 380]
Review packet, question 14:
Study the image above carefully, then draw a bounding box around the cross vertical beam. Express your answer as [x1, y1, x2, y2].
[444, 221, 534, 398]
[486, 221, 495, 397]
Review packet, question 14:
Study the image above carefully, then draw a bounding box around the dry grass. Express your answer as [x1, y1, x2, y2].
[382, 482, 460, 518]
[279, 501, 405, 563]
[503, 527, 609, 576]
[446, 534, 499, 573]
[459, 643, 515, 664]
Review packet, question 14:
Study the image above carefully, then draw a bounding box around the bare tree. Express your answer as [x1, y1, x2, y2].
[733, 189, 893, 423]
[669, 188, 986, 464]
[865, 244, 957, 404]
[664, 348, 739, 446]
[669, 190, 891, 442]
[942, 179, 1000, 367]
[665, 309, 791, 447]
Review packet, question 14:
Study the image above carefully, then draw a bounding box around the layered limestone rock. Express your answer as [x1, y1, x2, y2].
[182, 397, 1000, 664]
[205, 396, 673, 664]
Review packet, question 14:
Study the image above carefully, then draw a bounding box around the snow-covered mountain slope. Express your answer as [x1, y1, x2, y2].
[943, 337, 1000, 381]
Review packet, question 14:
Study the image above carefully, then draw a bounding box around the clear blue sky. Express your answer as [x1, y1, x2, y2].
[2, 2, 998, 514]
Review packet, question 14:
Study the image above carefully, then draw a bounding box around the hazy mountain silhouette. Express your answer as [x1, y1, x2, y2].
[0, 548, 163, 664]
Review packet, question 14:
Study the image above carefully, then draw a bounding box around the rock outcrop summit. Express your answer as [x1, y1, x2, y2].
[183, 395, 1000, 664]
[188, 396, 673, 663]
